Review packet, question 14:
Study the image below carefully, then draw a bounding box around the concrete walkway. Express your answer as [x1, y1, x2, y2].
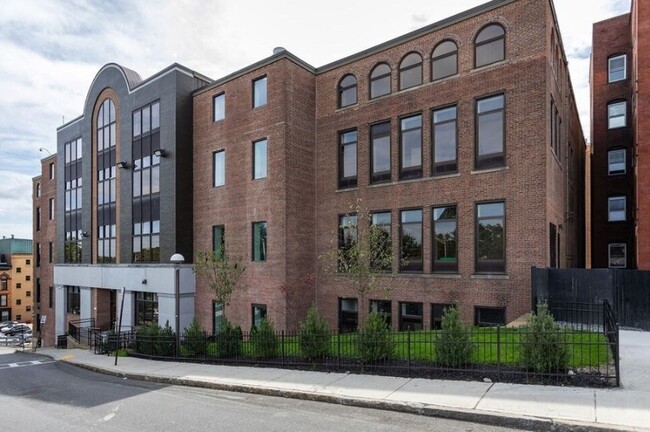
[11, 330, 650, 432]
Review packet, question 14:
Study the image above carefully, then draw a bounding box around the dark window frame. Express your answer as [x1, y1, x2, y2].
[608, 148, 626, 175]
[212, 225, 225, 259]
[432, 205, 458, 273]
[252, 75, 268, 108]
[432, 104, 458, 175]
[370, 121, 391, 184]
[398, 52, 423, 90]
[251, 303, 267, 329]
[252, 221, 267, 262]
[399, 208, 423, 273]
[431, 40, 458, 81]
[475, 200, 506, 274]
[369, 299, 392, 328]
[338, 129, 358, 189]
[252, 138, 268, 180]
[338, 74, 357, 108]
[369, 63, 391, 99]
[399, 113, 423, 180]
[475, 93, 506, 170]
[607, 100, 627, 129]
[608, 195, 626, 222]
[474, 23, 505, 68]
[431, 303, 454, 330]
[398, 301, 423, 331]
[370, 211, 392, 272]
[338, 297, 358, 333]
[474, 306, 506, 326]
[608, 243, 627, 269]
[213, 149, 225, 187]
[213, 92, 226, 122]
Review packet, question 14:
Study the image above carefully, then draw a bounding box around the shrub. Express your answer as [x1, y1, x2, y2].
[436, 305, 473, 368]
[520, 303, 569, 373]
[250, 318, 279, 358]
[358, 311, 393, 363]
[215, 318, 242, 358]
[182, 318, 207, 357]
[299, 306, 331, 361]
[134, 321, 175, 357]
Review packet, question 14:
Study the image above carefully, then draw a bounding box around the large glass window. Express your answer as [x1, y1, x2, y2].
[370, 122, 391, 183]
[608, 54, 626, 83]
[431, 40, 458, 81]
[252, 304, 267, 329]
[399, 52, 422, 90]
[475, 24, 505, 67]
[476, 94, 505, 169]
[64, 137, 82, 263]
[371, 212, 392, 272]
[432, 105, 457, 174]
[433, 206, 457, 273]
[135, 292, 158, 326]
[476, 202, 505, 273]
[608, 196, 626, 221]
[213, 93, 225, 121]
[66, 286, 80, 314]
[338, 74, 357, 108]
[608, 149, 626, 175]
[608, 243, 626, 268]
[370, 300, 391, 327]
[213, 302, 224, 334]
[431, 303, 454, 330]
[96, 98, 117, 263]
[253, 138, 268, 180]
[132, 100, 161, 263]
[399, 302, 423, 331]
[252, 221, 267, 262]
[338, 214, 358, 270]
[212, 225, 224, 259]
[369, 63, 391, 99]
[400, 209, 423, 272]
[400, 114, 422, 180]
[253, 76, 267, 108]
[339, 130, 357, 188]
[213, 150, 225, 187]
[608, 101, 626, 129]
[338, 298, 358, 333]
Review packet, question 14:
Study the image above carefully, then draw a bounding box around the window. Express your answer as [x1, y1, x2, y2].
[36, 207, 41, 231]
[550, 99, 561, 158]
[16, 267, 21, 273]
[370, 63, 391, 98]
[608, 149, 626, 175]
[431, 40, 458, 80]
[476, 94, 505, 169]
[370, 122, 391, 183]
[38, 242, 42, 267]
[338, 74, 357, 108]
[135, 292, 158, 326]
[400, 209, 423, 272]
[212, 225, 224, 259]
[213, 150, 225, 187]
[66, 286, 80, 314]
[0, 310, 8, 321]
[49, 286, 53, 308]
[64, 137, 83, 263]
[36, 183, 41, 197]
[338, 298, 358, 333]
[399, 302, 423, 331]
[213, 93, 225, 121]
[49, 162, 55, 180]
[399, 52, 422, 90]
[26, 276, 31, 281]
[431, 303, 454, 330]
[253, 76, 267, 108]
[400, 114, 422, 179]
[26, 259, 30, 265]
[338, 214, 358, 270]
[609, 243, 626, 268]
[49, 241, 53, 263]
[49, 198, 55, 220]
[253, 138, 268, 180]
[96, 98, 117, 264]
[16, 283, 21, 289]
[608, 196, 626, 221]
[339, 130, 358, 188]
[432, 105, 457, 174]
[252, 304, 267, 329]
[26, 305, 31, 312]
[371, 212, 392, 272]
[433, 206, 457, 272]
[0, 278, 6, 290]
[608, 101, 626, 129]
[370, 300, 391, 327]
[549, 223, 558, 268]
[26, 291, 31, 297]
[252, 221, 267, 261]
[475, 24, 505, 67]
[608, 54, 626, 83]
[213, 302, 224, 334]
[15, 315, 21, 321]
[475, 306, 506, 326]
[476, 202, 505, 273]
[0, 295, 6, 307]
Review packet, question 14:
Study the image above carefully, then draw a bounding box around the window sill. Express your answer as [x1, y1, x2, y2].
[336, 186, 359, 193]
[470, 166, 509, 175]
[471, 59, 508, 72]
[471, 273, 509, 280]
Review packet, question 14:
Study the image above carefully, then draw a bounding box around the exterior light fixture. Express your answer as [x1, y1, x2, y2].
[153, 148, 167, 158]
[170, 253, 185, 355]
[116, 161, 129, 169]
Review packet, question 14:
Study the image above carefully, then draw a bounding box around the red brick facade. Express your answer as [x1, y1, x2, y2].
[193, 0, 584, 331]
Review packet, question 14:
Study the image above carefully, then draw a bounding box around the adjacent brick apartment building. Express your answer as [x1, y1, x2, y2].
[0, 237, 33, 324]
[591, 0, 649, 270]
[193, 0, 585, 332]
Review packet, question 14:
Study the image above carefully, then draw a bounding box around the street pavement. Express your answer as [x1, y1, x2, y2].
[7, 329, 649, 432]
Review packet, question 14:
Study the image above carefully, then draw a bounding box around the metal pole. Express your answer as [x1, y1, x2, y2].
[175, 266, 180, 356]
[115, 287, 125, 366]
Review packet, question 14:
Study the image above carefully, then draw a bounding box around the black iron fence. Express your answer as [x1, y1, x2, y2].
[68, 318, 96, 345]
[93, 302, 619, 387]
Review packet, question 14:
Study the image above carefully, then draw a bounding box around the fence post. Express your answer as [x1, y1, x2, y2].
[337, 331, 341, 370]
[407, 329, 411, 376]
[496, 325, 501, 380]
[281, 330, 285, 367]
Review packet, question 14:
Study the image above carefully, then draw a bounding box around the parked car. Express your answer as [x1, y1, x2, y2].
[0, 321, 18, 332]
[3, 323, 31, 336]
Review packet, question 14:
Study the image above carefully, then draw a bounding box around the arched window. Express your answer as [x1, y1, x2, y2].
[431, 40, 458, 81]
[475, 24, 505, 67]
[399, 52, 422, 90]
[338, 74, 357, 108]
[96, 98, 117, 263]
[369, 63, 391, 99]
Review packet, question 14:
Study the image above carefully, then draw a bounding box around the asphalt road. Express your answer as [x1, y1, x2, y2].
[0, 350, 528, 431]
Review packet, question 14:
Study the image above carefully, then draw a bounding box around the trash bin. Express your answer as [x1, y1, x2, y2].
[57, 335, 67, 349]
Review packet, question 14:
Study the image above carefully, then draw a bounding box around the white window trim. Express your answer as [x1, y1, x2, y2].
[608, 149, 626, 175]
[608, 101, 627, 129]
[608, 54, 626, 83]
[608, 243, 627, 268]
[608, 196, 626, 222]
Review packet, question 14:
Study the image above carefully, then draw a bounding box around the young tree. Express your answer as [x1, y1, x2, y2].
[194, 247, 246, 320]
[320, 199, 398, 327]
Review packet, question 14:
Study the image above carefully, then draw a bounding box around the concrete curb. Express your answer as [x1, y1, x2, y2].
[56, 358, 638, 432]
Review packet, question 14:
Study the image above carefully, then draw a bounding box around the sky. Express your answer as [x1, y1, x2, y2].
[0, 0, 631, 240]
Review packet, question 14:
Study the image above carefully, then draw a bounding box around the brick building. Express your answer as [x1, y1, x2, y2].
[193, 0, 585, 332]
[590, 0, 649, 270]
[0, 237, 33, 324]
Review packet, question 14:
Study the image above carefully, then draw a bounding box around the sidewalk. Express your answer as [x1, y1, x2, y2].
[28, 330, 650, 432]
